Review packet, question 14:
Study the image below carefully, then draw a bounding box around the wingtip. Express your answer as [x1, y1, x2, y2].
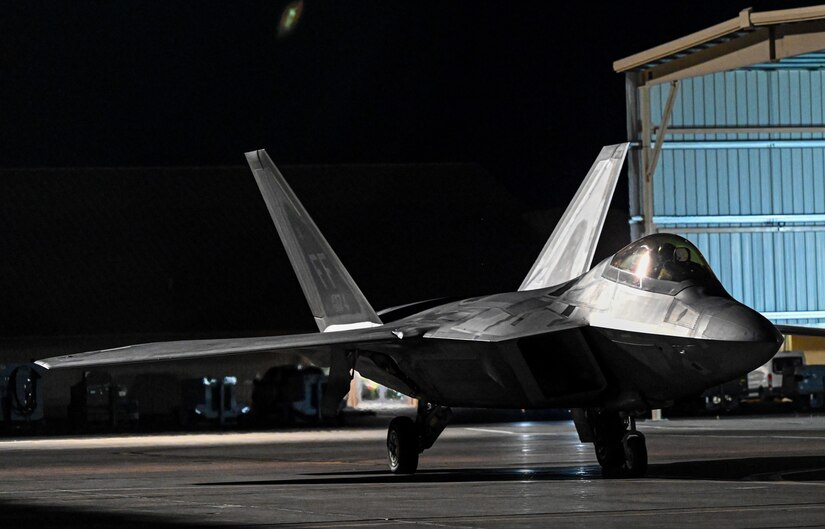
[33, 360, 51, 370]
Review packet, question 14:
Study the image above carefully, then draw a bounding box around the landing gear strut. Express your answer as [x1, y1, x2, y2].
[574, 408, 648, 478]
[386, 401, 452, 474]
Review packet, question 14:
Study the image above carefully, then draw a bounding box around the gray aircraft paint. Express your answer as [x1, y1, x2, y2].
[37, 144, 782, 414]
[246, 149, 381, 332]
[519, 143, 628, 292]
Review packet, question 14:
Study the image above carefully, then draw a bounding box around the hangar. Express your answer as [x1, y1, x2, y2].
[615, 5, 825, 327]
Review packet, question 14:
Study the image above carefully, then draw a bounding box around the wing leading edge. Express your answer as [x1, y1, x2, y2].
[519, 143, 629, 291]
[35, 327, 396, 370]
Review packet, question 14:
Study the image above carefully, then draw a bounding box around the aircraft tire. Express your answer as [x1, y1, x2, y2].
[621, 432, 647, 478]
[595, 441, 624, 475]
[387, 416, 419, 474]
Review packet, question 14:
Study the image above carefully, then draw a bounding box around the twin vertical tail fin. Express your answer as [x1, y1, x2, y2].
[246, 143, 626, 327]
[245, 149, 382, 332]
[519, 143, 629, 291]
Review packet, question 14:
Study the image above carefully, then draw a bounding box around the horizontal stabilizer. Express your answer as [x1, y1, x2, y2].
[246, 149, 382, 332]
[519, 143, 629, 291]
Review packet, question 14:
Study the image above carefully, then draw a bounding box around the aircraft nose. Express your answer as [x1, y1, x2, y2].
[703, 303, 783, 363]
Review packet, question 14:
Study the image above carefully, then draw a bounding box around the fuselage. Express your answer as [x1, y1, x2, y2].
[357, 234, 783, 411]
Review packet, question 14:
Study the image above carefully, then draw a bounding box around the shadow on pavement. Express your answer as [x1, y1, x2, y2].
[650, 455, 825, 481]
[7, 456, 825, 527]
[198, 455, 825, 487]
[0, 501, 230, 529]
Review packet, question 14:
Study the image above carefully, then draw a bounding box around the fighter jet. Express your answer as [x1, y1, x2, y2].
[36, 144, 783, 477]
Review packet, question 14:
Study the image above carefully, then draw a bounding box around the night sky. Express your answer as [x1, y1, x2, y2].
[1, 1, 820, 340]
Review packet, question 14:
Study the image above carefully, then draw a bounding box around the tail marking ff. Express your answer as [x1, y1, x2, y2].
[246, 149, 382, 332]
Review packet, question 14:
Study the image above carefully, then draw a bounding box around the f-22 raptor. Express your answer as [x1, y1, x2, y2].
[38, 143, 783, 477]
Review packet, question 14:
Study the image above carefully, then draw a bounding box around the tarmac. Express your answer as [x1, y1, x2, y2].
[2, 415, 825, 528]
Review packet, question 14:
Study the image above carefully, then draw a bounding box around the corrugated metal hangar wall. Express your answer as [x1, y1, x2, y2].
[616, 7, 825, 327]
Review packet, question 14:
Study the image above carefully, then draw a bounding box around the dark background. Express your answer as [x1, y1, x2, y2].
[0, 1, 819, 340]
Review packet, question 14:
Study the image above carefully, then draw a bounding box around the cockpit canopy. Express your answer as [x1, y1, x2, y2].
[603, 234, 723, 295]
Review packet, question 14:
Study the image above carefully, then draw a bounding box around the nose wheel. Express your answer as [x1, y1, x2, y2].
[587, 410, 648, 478]
[620, 430, 648, 477]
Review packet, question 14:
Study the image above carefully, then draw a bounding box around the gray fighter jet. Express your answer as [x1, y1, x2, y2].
[36, 144, 783, 477]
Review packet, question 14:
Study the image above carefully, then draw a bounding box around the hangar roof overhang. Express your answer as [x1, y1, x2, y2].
[614, 5, 825, 86]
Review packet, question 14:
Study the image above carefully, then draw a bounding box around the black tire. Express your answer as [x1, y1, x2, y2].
[793, 395, 810, 412]
[387, 416, 419, 474]
[621, 433, 648, 478]
[595, 440, 624, 474]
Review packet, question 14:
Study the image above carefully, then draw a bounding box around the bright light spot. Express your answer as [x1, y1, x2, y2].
[278, 0, 304, 38]
[634, 251, 651, 278]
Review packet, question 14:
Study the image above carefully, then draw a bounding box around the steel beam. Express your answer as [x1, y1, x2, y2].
[645, 81, 679, 183]
[659, 126, 825, 135]
[625, 72, 644, 242]
[762, 311, 825, 321]
[639, 85, 654, 237]
[655, 214, 825, 225]
[658, 225, 825, 234]
[649, 140, 825, 149]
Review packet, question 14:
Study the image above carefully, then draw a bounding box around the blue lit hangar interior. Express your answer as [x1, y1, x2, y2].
[617, 6, 825, 328]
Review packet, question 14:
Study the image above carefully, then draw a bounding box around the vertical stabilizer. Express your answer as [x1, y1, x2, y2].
[246, 149, 382, 332]
[519, 143, 629, 291]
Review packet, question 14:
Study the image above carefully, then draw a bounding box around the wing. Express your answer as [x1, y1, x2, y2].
[776, 324, 825, 338]
[519, 143, 629, 291]
[35, 326, 405, 418]
[36, 151, 393, 418]
[34, 327, 396, 370]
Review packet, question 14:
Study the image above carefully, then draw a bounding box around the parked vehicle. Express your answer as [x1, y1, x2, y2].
[0, 364, 44, 429]
[252, 365, 329, 425]
[793, 365, 825, 410]
[745, 350, 805, 401]
[180, 376, 249, 426]
[68, 370, 137, 430]
[702, 376, 747, 412]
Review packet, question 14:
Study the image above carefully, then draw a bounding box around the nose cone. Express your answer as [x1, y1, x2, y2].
[703, 303, 784, 365]
[704, 304, 782, 342]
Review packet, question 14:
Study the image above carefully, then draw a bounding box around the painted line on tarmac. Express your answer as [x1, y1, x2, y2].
[0, 430, 388, 451]
[658, 433, 825, 440]
[463, 427, 516, 435]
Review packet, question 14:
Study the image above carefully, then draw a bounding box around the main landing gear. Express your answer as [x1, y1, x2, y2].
[387, 401, 452, 474]
[574, 408, 648, 478]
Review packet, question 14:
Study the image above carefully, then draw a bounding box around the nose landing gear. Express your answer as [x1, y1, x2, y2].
[620, 427, 648, 477]
[386, 401, 452, 474]
[574, 408, 648, 478]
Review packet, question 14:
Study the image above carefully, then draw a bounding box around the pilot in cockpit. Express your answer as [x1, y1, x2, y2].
[609, 234, 718, 290]
[655, 242, 686, 282]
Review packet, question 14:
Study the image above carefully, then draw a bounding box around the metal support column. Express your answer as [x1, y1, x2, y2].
[639, 85, 653, 236]
[640, 80, 679, 236]
[625, 72, 644, 241]
[647, 81, 679, 181]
